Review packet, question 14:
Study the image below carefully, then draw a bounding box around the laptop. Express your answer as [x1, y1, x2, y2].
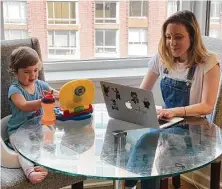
[100, 81, 184, 129]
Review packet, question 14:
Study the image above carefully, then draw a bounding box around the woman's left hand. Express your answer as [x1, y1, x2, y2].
[157, 109, 176, 119]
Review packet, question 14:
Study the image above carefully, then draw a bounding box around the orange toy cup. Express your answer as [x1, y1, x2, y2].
[41, 92, 56, 126]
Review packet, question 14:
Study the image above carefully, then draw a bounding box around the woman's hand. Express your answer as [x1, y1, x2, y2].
[157, 109, 176, 119]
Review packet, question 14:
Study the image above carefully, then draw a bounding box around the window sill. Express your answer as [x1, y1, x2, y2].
[45, 67, 147, 84]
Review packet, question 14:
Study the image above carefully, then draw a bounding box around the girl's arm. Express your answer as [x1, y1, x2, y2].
[158, 64, 220, 118]
[140, 70, 159, 90]
[10, 94, 41, 112]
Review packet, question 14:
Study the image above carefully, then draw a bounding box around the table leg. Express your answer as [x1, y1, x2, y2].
[210, 161, 221, 189]
[172, 175, 181, 189]
[161, 178, 168, 189]
[113, 180, 125, 189]
[71, 181, 83, 189]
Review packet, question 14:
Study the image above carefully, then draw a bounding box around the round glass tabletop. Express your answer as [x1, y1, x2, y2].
[14, 104, 222, 180]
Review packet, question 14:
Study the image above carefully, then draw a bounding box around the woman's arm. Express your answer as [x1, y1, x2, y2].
[158, 64, 220, 118]
[48, 86, 59, 100]
[11, 94, 41, 112]
[140, 70, 159, 90]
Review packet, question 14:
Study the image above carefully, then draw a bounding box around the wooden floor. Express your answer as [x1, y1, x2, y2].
[169, 179, 198, 189]
[64, 178, 198, 189]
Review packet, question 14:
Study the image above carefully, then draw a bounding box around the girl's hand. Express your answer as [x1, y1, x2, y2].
[157, 109, 176, 119]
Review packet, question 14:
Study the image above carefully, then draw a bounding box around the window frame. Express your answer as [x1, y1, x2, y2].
[46, 0, 78, 25]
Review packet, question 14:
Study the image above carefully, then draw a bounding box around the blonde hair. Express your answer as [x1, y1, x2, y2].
[158, 10, 209, 70]
[9, 46, 42, 75]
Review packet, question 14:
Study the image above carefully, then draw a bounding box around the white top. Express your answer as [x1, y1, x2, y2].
[148, 53, 219, 105]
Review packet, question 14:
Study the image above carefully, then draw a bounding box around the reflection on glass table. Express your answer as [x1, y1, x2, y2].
[14, 104, 222, 187]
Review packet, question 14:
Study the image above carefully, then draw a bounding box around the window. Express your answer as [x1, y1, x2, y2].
[95, 1, 117, 23]
[210, 1, 221, 24]
[209, 1, 222, 39]
[47, 1, 77, 24]
[3, 1, 26, 24]
[128, 29, 147, 56]
[2, 1, 184, 70]
[5, 30, 28, 40]
[209, 29, 220, 38]
[129, 0, 148, 17]
[48, 30, 79, 59]
[95, 29, 118, 57]
[168, 0, 178, 17]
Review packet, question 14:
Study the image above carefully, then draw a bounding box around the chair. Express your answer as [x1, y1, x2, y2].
[204, 36, 222, 189]
[171, 36, 222, 189]
[1, 38, 86, 189]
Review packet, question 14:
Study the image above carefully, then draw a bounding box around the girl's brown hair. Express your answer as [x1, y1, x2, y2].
[158, 10, 209, 70]
[9, 46, 41, 74]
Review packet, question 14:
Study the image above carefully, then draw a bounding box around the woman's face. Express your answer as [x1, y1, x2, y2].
[165, 23, 191, 62]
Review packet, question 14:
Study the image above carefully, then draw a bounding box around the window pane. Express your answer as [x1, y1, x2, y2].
[95, 47, 104, 53]
[142, 1, 148, 17]
[4, 30, 9, 40]
[129, 29, 140, 43]
[96, 2, 104, 18]
[140, 29, 147, 43]
[70, 31, 76, 47]
[55, 31, 69, 47]
[70, 2, 76, 19]
[20, 2, 27, 20]
[55, 49, 70, 55]
[105, 30, 116, 46]
[10, 30, 22, 39]
[209, 29, 220, 38]
[48, 31, 53, 47]
[48, 2, 54, 18]
[129, 1, 142, 17]
[61, 2, 69, 19]
[54, 2, 62, 19]
[8, 2, 20, 19]
[3, 3, 7, 18]
[22, 30, 28, 38]
[105, 2, 116, 18]
[104, 48, 116, 53]
[168, 0, 178, 16]
[96, 30, 104, 46]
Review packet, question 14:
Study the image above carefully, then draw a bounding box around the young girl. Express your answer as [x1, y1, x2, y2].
[7, 46, 59, 184]
[125, 10, 220, 189]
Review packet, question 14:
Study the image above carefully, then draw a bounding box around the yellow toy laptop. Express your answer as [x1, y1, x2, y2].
[54, 79, 95, 121]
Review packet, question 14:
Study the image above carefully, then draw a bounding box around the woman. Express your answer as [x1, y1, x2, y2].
[125, 10, 220, 189]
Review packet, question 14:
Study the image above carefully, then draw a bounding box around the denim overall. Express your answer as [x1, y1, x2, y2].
[125, 66, 196, 189]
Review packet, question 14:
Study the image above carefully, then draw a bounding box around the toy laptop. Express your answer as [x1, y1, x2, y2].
[100, 81, 183, 129]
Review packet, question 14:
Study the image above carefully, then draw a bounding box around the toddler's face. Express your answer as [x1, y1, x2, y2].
[165, 23, 191, 62]
[17, 63, 39, 86]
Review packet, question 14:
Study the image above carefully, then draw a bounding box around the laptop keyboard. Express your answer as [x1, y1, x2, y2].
[158, 119, 169, 125]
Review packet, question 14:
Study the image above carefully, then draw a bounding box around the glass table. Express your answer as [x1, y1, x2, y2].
[14, 104, 222, 189]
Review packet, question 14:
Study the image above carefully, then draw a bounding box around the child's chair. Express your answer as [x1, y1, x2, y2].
[1, 115, 20, 168]
[1, 38, 85, 189]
